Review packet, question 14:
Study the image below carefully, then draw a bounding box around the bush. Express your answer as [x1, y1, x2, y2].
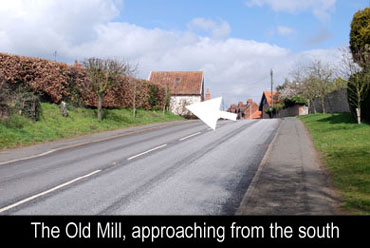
[148, 84, 158, 109]
[283, 96, 307, 108]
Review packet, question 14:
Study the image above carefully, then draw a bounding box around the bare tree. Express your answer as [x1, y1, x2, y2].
[162, 84, 170, 115]
[301, 75, 320, 113]
[307, 60, 335, 114]
[83, 58, 137, 121]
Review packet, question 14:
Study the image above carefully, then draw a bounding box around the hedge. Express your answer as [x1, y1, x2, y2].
[0, 53, 166, 110]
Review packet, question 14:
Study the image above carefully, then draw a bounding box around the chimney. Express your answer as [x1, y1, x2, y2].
[206, 88, 210, 100]
[73, 60, 81, 68]
[247, 99, 253, 105]
[238, 101, 243, 106]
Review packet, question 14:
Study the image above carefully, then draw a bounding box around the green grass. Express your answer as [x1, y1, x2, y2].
[299, 113, 370, 214]
[0, 103, 184, 150]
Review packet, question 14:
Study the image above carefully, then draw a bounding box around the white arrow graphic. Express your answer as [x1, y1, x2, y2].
[186, 97, 237, 130]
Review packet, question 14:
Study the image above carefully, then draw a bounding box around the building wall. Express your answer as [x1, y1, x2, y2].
[170, 95, 202, 116]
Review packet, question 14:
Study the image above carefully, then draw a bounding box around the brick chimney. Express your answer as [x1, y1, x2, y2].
[206, 88, 210, 100]
[247, 99, 253, 105]
[238, 101, 243, 106]
[73, 60, 81, 68]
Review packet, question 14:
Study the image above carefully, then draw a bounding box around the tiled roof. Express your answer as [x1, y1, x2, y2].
[149, 71, 204, 95]
[263, 91, 279, 107]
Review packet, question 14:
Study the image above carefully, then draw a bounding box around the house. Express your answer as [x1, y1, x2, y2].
[259, 91, 279, 119]
[227, 99, 262, 119]
[148, 71, 204, 116]
[259, 91, 308, 118]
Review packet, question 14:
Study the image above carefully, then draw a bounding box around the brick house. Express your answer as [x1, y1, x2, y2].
[148, 71, 204, 116]
[227, 99, 262, 119]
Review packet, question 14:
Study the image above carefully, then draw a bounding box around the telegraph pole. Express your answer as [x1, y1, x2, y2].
[270, 69, 274, 109]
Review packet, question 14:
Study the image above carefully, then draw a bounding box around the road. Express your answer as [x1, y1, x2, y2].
[0, 119, 280, 215]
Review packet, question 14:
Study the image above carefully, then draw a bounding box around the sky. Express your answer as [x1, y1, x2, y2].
[0, 0, 368, 106]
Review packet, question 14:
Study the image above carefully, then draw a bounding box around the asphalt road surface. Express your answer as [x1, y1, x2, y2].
[0, 119, 280, 215]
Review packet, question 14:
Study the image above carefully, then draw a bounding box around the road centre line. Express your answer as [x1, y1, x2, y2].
[0, 170, 101, 213]
[179, 132, 202, 141]
[127, 144, 167, 161]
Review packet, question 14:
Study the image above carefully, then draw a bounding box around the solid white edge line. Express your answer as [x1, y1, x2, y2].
[127, 144, 167, 161]
[0, 169, 101, 213]
[0, 149, 57, 166]
[179, 132, 202, 141]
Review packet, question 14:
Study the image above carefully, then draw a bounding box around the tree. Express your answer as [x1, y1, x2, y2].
[350, 8, 370, 69]
[349, 8, 370, 123]
[301, 75, 320, 113]
[162, 84, 170, 115]
[307, 60, 334, 114]
[340, 48, 370, 124]
[83, 58, 136, 121]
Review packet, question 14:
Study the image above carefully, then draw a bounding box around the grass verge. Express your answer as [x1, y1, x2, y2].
[299, 113, 370, 214]
[0, 103, 184, 150]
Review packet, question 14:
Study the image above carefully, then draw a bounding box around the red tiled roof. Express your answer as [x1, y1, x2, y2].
[149, 71, 204, 95]
[263, 91, 279, 107]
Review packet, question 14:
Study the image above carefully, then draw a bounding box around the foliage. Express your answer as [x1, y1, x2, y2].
[14, 88, 42, 121]
[346, 7, 370, 123]
[300, 113, 370, 214]
[283, 95, 307, 107]
[350, 8, 370, 68]
[264, 103, 283, 114]
[148, 83, 158, 109]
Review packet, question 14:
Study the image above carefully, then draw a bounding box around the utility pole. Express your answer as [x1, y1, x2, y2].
[270, 68, 274, 110]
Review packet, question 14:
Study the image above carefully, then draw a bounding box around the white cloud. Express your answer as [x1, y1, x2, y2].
[0, 0, 342, 106]
[245, 0, 336, 21]
[277, 26, 295, 36]
[187, 18, 231, 40]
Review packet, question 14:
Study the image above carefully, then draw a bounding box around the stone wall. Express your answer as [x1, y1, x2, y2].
[275, 105, 308, 118]
[310, 88, 350, 113]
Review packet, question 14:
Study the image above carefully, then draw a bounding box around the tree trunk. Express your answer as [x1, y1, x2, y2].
[312, 99, 317, 114]
[356, 107, 361, 124]
[132, 80, 136, 119]
[321, 97, 326, 114]
[98, 92, 103, 121]
[326, 95, 334, 118]
[163, 86, 167, 115]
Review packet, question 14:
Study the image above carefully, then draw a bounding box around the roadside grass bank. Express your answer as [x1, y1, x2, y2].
[0, 103, 184, 150]
[299, 113, 370, 214]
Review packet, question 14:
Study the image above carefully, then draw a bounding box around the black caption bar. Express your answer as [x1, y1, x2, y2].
[0, 216, 368, 247]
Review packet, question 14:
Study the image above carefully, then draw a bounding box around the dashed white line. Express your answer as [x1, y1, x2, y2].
[179, 132, 202, 141]
[0, 170, 101, 213]
[127, 144, 167, 161]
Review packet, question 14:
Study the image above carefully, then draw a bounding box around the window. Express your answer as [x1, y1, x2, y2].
[176, 78, 181, 82]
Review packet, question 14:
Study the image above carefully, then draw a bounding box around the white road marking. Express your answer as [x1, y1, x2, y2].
[0, 149, 56, 166]
[127, 144, 167, 161]
[0, 170, 101, 213]
[179, 132, 202, 141]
